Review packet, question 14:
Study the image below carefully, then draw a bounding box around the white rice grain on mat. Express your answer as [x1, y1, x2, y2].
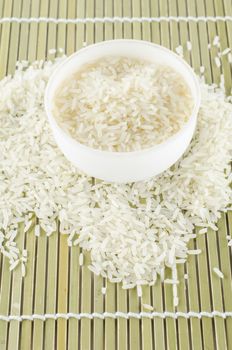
[228, 52, 232, 63]
[200, 66, 205, 74]
[24, 220, 32, 232]
[215, 56, 221, 68]
[164, 279, 179, 284]
[101, 287, 107, 294]
[199, 228, 207, 234]
[137, 285, 142, 298]
[213, 36, 220, 46]
[221, 48, 231, 56]
[22, 249, 27, 257]
[175, 45, 183, 56]
[187, 249, 202, 255]
[0, 59, 232, 306]
[35, 225, 40, 237]
[79, 252, 84, 266]
[186, 41, 192, 51]
[142, 304, 154, 311]
[48, 48, 56, 55]
[21, 263, 26, 277]
[174, 297, 179, 307]
[9, 260, 20, 271]
[213, 267, 224, 279]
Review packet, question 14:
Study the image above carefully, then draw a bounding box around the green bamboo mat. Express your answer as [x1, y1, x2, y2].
[0, 0, 232, 349]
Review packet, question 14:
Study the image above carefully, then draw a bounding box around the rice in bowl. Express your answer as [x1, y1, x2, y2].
[53, 56, 194, 152]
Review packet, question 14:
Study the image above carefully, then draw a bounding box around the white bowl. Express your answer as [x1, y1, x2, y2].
[44, 39, 201, 183]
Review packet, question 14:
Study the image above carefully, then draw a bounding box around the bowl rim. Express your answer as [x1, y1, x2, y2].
[44, 39, 201, 157]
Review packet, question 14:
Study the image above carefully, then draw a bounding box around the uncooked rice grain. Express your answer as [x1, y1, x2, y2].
[175, 45, 184, 56]
[79, 252, 84, 266]
[101, 287, 107, 294]
[0, 59, 232, 306]
[228, 53, 232, 63]
[48, 48, 56, 55]
[35, 224, 40, 237]
[222, 48, 231, 56]
[24, 220, 32, 232]
[21, 263, 26, 277]
[53, 56, 193, 152]
[9, 259, 20, 271]
[164, 279, 179, 284]
[200, 66, 205, 74]
[22, 249, 28, 257]
[199, 228, 207, 234]
[213, 36, 220, 46]
[186, 41, 192, 51]
[142, 303, 154, 311]
[137, 285, 142, 297]
[213, 267, 224, 279]
[187, 249, 202, 255]
[215, 56, 221, 68]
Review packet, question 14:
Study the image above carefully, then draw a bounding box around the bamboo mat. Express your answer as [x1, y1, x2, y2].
[0, 0, 232, 349]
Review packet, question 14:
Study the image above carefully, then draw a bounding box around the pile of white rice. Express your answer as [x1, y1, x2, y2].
[0, 59, 232, 305]
[54, 57, 193, 152]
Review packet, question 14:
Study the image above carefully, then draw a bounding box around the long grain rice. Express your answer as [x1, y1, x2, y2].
[213, 267, 224, 279]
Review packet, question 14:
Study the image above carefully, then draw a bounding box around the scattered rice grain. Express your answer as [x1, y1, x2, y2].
[200, 66, 205, 74]
[9, 260, 20, 271]
[186, 41, 192, 51]
[35, 225, 40, 237]
[101, 287, 107, 294]
[215, 56, 221, 68]
[48, 48, 56, 55]
[213, 36, 220, 46]
[142, 303, 154, 311]
[187, 249, 202, 255]
[164, 279, 179, 284]
[24, 220, 32, 232]
[175, 45, 183, 56]
[213, 267, 224, 279]
[228, 52, 232, 63]
[137, 285, 142, 297]
[199, 228, 207, 234]
[79, 252, 84, 266]
[21, 263, 26, 277]
[221, 48, 231, 56]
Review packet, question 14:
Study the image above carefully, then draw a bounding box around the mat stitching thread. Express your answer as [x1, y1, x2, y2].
[0, 311, 232, 321]
[1, 16, 232, 24]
